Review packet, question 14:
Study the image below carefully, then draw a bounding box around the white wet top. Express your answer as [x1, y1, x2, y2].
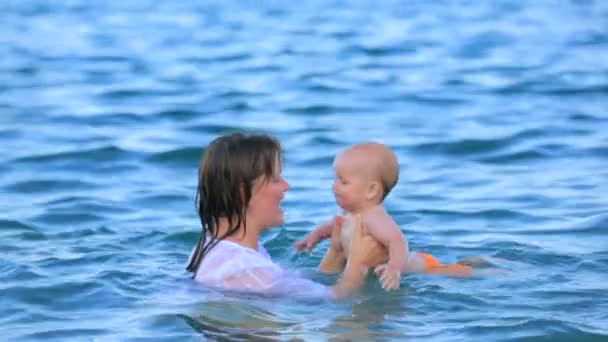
[190, 239, 332, 300]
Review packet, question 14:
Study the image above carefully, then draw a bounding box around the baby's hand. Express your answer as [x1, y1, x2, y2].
[294, 216, 342, 253]
[374, 263, 402, 291]
[293, 232, 320, 252]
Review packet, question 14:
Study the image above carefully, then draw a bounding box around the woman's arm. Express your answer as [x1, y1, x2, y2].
[223, 265, 333, 299]
[364, 213, 409, 290]
[331, 215, 386, 298]
[364, 214, 406, 272]
[219, 216, 385, 300]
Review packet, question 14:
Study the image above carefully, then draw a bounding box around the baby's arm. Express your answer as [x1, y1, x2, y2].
[293, 216, 340, 252]
[364, 213, 407, 290]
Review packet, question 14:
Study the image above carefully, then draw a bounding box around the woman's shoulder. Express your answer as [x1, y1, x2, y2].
[204, 240, 270, 264]
[192, 240, 331, 299]
[193, 240, 278, 285]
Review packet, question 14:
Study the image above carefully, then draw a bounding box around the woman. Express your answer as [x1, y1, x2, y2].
[186, 132, 385, 299]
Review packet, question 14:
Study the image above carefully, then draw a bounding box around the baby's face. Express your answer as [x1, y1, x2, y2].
[332, 152, 375, 212]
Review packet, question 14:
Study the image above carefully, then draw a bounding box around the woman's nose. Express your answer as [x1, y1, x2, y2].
[281, 177, 290, 191]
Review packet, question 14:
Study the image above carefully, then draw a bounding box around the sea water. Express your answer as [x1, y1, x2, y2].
[1, 1, 607, 341]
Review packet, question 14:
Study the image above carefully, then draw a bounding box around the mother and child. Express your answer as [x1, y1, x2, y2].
[186, 132, 476, 300]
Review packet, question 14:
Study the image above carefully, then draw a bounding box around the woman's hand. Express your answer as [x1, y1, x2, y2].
[345, 215, 387, 274]
[331, 215, 387, 299]
[374, 263, 401, 290]
[332, 215, 387, 299]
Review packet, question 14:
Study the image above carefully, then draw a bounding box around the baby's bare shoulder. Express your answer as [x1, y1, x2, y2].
[361, 208, 405, 244]
[362, 207, 398, 229]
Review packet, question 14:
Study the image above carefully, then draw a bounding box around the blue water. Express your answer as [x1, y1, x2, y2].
[2, 0, 607, 341]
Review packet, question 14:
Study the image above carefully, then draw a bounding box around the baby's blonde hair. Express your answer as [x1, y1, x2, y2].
[343, 142, 399, 201]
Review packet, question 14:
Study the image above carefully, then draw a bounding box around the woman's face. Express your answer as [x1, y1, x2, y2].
[247, 158, 289, 231]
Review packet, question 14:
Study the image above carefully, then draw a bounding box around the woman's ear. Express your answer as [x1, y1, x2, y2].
[366, 181, 382, 200]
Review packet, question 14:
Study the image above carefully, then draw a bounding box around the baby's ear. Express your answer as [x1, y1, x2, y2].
[366, 181, 382, 200]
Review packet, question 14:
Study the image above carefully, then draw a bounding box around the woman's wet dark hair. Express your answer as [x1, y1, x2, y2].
[186, 132, 282, 275]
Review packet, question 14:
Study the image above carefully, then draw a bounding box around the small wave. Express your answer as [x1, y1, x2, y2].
[344, 43, 417, 57]
[586, 146, 608, 158]
[37, 250, 117, 267]
[493, 247, 579, 267]
[49, 225, 116, 239]
[568, 30, 608, 47]
[78, 113, 147, 126]
[31, 212, 106, 225]
[0, 128, 21, 139]
[179, 313, 284, 341]
[537, 84, 608, 96]
[162, 230, 200, 245]
[403, 94, 470, 106]
[417, 208, 543, 222]
[146, 146, 202, 168]
[235, 64, 285, 74]
[0, 219, 38, 232]
[96, 269, 139, 283]
[183, 123, 242, 134]
[479, 150, 547, 164]
[193, 52, 253, 64]
[291, 155, 335, 167]
[467, 318, 608, 341]
[3, 230, 46, 241]
[553, 213, 608, 235]
[413, 138, 513, 156]
[0, 220, 47, 240]
[297, 71, 336, 81]
[574, 259, 608, 273]
[529, 288, 604, 302]
[283, 104, 366, 115]
[45, 196, 133, 215]
[210, 89, 269, 99]
[97, 86, 182, 100]
[155, 108, 208, 120]
[0, 263, 45, 282]
[120, 231, 166, 246]
[305, 83, 354, 94]
[491, 74, 608, 96]
[14, 145, 132, 164]
[496, 213, 608, 236]
[133, 193, 190, 203]
[21, 329, 111, 341]
[411, 128, 553, 159]
[453, 30, 514, 60]
[98, 88, 146, 99]
[569, 113, 608, 123]
[4, 280, 105, 308]
[4, 179, 101, 194]
[81, 54, 131, 64]
[306, 135, 343, 146]
[178, 298, 305, 339]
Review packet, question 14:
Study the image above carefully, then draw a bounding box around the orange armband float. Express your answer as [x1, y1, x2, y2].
[418, 252, 473, 277]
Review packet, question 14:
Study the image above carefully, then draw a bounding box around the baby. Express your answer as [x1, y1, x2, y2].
[294, 142, 472, 290]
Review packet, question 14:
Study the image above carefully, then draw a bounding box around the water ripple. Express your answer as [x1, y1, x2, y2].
[2, 0, 607, 341]
[4, 179, 102, 194]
